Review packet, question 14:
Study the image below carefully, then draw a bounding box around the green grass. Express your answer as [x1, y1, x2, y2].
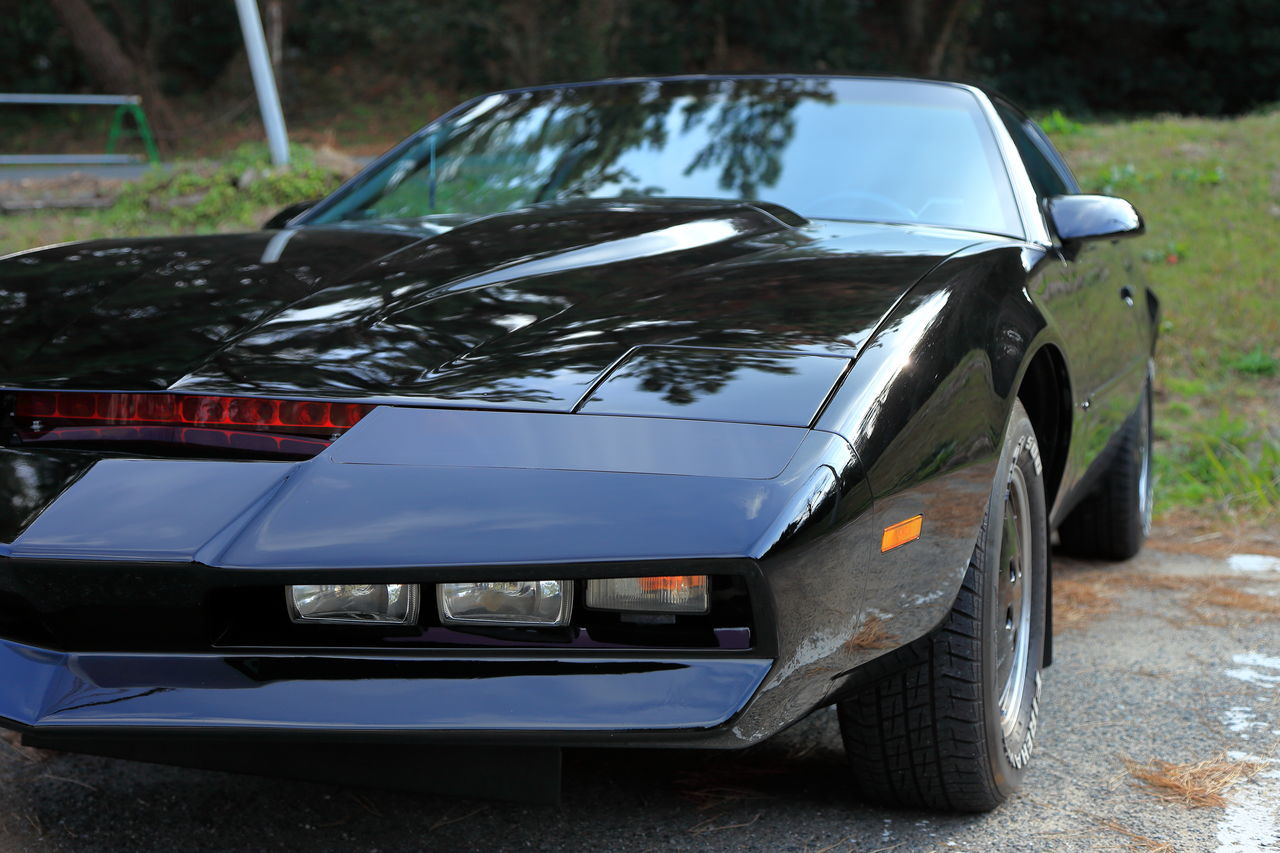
[1, 143, 345, 254]
[1049, 109, 1280, 522]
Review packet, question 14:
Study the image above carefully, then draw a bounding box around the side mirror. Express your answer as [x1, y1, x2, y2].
[263, 200, 319, 230]
[1046, 194, 1144, 243]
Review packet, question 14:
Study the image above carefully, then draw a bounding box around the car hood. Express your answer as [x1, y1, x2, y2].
[0, 198, 981, 418]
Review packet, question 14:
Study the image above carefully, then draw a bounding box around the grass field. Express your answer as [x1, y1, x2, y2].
[1, 109, 1277, 528]
[1047, 110, 1280, 526]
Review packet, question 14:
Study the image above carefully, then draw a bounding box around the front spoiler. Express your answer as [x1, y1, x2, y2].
[0, 637, 771, 742]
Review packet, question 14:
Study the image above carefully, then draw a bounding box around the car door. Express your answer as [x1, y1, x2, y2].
[996, 104, 1151, 499]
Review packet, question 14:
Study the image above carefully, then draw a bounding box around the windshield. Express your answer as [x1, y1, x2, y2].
[308, 78, 1022, 237]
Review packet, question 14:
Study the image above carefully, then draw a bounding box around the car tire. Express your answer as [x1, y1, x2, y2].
[836, 399, 1048, 812]
[1057, 375, 1153, 561]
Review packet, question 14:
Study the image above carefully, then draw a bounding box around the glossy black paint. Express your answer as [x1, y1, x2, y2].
[1047, 194, 1145, 243]
[262, 199, 319, 230]
[0, 76, 1156, 762]
[1, 203, 965, 406]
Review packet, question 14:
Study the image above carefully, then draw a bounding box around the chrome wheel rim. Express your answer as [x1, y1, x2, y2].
[996, 464, 1034, 740]
[1139, 398, 1153, 536]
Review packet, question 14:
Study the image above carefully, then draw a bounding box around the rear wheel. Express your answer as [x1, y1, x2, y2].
[837, 399, 1048, 811]
[1057, 375, 1153, 561]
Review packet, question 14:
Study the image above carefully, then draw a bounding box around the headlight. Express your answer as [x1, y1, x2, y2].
[437, 580, 572, 626]
[288, 583, 419, 624]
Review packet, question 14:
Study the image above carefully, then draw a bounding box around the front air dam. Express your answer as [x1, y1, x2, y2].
[21, 733, 565, 804]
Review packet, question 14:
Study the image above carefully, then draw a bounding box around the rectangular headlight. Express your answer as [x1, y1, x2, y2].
[438, 580, 572, 627]
[585, 576, 709, 614]
[288, 583, 419, 625]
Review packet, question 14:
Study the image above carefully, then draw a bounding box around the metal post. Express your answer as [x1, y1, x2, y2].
[234, 0, 290, 167]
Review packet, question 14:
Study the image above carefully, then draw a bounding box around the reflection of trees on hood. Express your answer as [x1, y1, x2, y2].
[0, 192, 924, 409]
[0, 452, 94, 543]
[42, 208, 904, 406]
[623, 348, 798, 407]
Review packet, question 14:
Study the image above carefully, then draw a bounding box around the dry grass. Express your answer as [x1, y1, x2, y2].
[675, 764, 781, 811]
[1096, 818, 1177, 852]
[1195, 584, 1280, 615]
[1123, 753, 1264, 808]
[0, 731, 51, 765]
[1052, 569, 1117, 630]
[1028, 797, 1178, 851]
[678, 783, 772, 812]
[1121, 574, 1200, 592]
[1050, 563, 1280, 632]
[1148, 519, 1280, 560]
[687, 811, 763, 834]
[843, 615, 897, 651]
[428, 804, 487, 830]
[1120, 573, 1280, 626]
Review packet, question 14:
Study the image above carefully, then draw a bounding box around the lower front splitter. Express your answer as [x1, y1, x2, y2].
[0, 638, 771, 735]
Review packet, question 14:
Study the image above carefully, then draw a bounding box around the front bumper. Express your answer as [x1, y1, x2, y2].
[0, 416, 979, 755]
[0, 637, 772, 744]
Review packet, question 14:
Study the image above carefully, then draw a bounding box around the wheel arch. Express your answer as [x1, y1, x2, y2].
[1011, 342, 1071, 669]
[1014, 342, 1071, 513]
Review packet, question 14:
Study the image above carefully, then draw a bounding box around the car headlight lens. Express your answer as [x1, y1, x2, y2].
[438, 580, 572, 626]
[288, 583, 419, 624]
[585, 575, 709, 614]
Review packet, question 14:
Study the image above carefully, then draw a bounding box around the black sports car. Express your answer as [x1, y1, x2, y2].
[0, 76, 1155, 811]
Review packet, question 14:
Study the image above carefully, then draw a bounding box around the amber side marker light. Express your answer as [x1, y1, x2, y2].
[881, 515, 923, 552]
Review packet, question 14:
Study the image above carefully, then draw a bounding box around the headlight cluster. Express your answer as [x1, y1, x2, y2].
[288, 576, 709, 627]
[288, 583, 418, 624]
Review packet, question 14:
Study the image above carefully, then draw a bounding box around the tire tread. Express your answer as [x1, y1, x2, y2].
[837, 401, 1047, 812]
[837, 533, 998, 811]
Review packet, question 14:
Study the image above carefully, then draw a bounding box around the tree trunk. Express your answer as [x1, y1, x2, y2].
[578, 0, 620, 79]
[926, 0, 977, 77]
[48, 0, 181, 145]
[267, 0, 285, 97]
[901, 0, 928, 72]
[711, 3, 730, 70]
[491, 0, 546, 86]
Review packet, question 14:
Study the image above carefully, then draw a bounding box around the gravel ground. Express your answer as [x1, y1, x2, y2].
[2, 541, 1277, 853]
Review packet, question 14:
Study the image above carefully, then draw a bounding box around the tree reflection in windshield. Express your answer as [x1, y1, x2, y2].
[676, 81, 824, 200]
[339, 79, 833, 220]
[311, 77, 1020, 236]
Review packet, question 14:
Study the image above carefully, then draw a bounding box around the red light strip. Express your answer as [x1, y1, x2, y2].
[22, 425, 334, 456]
[13, 391, 374, 437]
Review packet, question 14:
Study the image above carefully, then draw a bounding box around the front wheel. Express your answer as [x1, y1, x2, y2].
[837, 399, 1048, 811]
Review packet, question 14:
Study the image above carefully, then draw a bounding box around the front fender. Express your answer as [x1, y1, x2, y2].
[809, 241, 1056, 669]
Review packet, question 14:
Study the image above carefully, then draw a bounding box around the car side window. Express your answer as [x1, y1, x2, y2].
[996, 105, 1078, 200]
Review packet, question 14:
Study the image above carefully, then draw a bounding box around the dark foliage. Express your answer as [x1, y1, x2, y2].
[973, 0, 1280, 115]
[0, 0, 240, 96]
[1, 0, 1277, 118]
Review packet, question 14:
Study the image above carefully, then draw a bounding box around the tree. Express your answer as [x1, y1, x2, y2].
[897, 0, 981, 76]
[47, 0, 180, 143]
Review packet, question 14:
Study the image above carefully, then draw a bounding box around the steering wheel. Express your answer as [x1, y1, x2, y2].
[803, 190, 917, 220]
